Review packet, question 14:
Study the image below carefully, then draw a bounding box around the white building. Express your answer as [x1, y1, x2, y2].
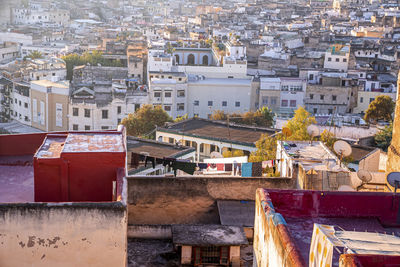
[149, 72, 188, 119]
[0, 42, 19, 64]
[12, 8, 70, 26]
[11, 81, 31, 125]
[187, 76, 252, 119]
[324, 44, 350, 71]
[225, 41, 247, 60]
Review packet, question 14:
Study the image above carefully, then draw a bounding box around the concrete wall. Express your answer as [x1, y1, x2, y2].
[127, 225, 172, 239]
[0, 202, 127, 267]
[253, 188, 305, 267]
[127, 176, 294, 225]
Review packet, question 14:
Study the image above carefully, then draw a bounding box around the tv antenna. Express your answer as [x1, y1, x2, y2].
[387, 172, 400, 193]
[333, 140, 352, 167]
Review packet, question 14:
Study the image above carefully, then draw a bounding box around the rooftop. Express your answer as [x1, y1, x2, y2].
[158, 118, 276, 146]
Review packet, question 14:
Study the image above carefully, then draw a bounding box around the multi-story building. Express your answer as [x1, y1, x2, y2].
[30, 80, 69, 131]
[305, 76, 359, 115]
[12, 8, 70, 26]
[324, 44, 350, 71]
[11, 81, 31, 125]
[0, 77, 13, 122]
[0, 42, 19, 64]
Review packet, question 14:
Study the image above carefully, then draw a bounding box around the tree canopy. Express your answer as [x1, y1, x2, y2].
[62, 51, 124, 80]
[374, 123, 393, 151]
[364, 95, 395, 123]
[24, 51, 43, 60]
[121, 105, 172, 138]
[210, 107, 275, 128]
[248, 134, 278, 162]
[284, 107, 316, 140]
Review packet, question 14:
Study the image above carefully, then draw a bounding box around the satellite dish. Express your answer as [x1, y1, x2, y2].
[357, 170, 372, 183]
[210, 151, 223, 158]
[387, 172, 400, 193]
[307, 125, 320, 138]
[282, 127, 292, 138]
[333, 140, 352, 158]
[338, 185, 355, 191]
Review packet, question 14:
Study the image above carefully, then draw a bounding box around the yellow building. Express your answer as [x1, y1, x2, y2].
[30, 80, 69, 132]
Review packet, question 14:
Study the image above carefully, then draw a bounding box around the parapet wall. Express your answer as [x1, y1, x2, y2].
[253, 188, 305, 267]
[0, 202, 127, 267]
[127, 176, 294, 225]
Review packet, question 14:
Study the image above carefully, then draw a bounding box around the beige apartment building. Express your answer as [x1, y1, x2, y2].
[30, 80, 69, 132]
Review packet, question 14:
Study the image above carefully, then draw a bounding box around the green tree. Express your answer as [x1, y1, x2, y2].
[284, 107, 316, 141]
[121, 105, 172, 138]
[211, 110, 228, 121]
[374, 123, 393, 151]
[223, 149, 244, 158]
[249, 134, 278, 162]
[364, 95, 395, 123]
[320, 130, 337, 150]
[26, 51, 43, 60]
[174, 114, 188, 122]
[210, 107, 275, 128]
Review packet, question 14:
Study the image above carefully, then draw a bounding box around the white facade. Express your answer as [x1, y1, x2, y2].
[11, 82, 31, 125]
[149, 75, 188, 119]
[187, 77, 252, 119]
[279, 78, 306, 113]
[324, 45, 350, 71]
[177, 58, 247, 79]
[12, 8, 70, 26]
[225, 41, 247, 60]
[0, 43, 19, 64]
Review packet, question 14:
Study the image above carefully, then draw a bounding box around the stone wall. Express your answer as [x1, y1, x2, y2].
[127, 176, 294, 225]
[0, 202, 127, 267]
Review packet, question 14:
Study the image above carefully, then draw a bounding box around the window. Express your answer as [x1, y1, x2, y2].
[117, 118, 121, 124]
[208, 101, 213, 106]
[332, 95, 337, 101]
[177, 103, 185, 111]
[154, 92, 161, 98]
[360, 73, 363, 78]
[84, 125, 90, 130]
[194, 100, 199, 106]
[84, 109, 90, 118]
[168, 138, 174, 144]
[235, 101, 240, 107]
[73, 124, 78, 130]
[164, 92, 171, 98]
[164, 105, 171, 111]
[335, 58, 339, 62]
[73, 107, 79, 116]
[19, 100, 21, 106]
[320, 95, 325, 100]
[313, 108, 318, 114]
[117, 106, 121, 114]
[14, 98, 17, 104]
[309, 74, 314, 80]
[24, 102, 28, 108]
[262, 97, 268, 105]
[328, 109, 333, 114]
[102, 110, 108, 119]
[371, 83, 375, 90]
[290, 100, 296, 107]
[101, 126, 109, 130]
[343, 58, 347, 62]
[310, 94, 314, 100]
[177, 90, 185, 97]
[328, 57, 332, 61]
[281, 85, 289, 91]
[271, 97, 277, 105]
[360, 97, 363, 103]
[222, 101, 227, 107]
[281, 100, 288, 107]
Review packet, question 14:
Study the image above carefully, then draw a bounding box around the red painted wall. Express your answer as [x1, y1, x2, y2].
[266, 190, 400, 227]
[0, 133, 48, 156]
[340, 254, 400, 267]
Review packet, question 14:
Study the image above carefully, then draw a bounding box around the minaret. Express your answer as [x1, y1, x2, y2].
[386, 70, 400, 191]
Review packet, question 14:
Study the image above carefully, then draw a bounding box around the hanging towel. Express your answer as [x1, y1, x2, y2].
[216, 163, 224, 171]
[131, 153, 139, 168]
[225, 163, 233, 172]
[252, 162, 263, 177]
[172, 160, 196, 176]
[197, 163, 208, 170]
[241, 162, 253, 177]
[309, 224, 334, 267]
[233, 162, 242, 176]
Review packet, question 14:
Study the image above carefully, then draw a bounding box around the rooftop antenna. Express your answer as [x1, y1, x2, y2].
[333, 140, 352, 167]
[387, 172, 400, 193]
[356, 169, 372, 191]
[307, 125, 319, 144]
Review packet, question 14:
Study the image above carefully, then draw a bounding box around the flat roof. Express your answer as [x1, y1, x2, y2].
[127, 136, 195, 159]
[172, 224, 248, 246]
[217, 200, 255, 227]
[188, 78, 251, 86]
[31, 79, 69, 89]
[63, 133, 124, 153]
[159, 118, 276, 147]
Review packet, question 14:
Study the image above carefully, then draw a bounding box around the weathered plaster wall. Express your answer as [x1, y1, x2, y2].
[339, 254, 400, 267]
[0, 203, 127, 267]
[127, 176, 294, 224]
[253, 188, 305, 267]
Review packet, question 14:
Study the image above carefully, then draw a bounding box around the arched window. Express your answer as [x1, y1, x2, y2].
[175, 54, 180, 64]
[202, 55, 208, 65]
[187, 54, 195, 65]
